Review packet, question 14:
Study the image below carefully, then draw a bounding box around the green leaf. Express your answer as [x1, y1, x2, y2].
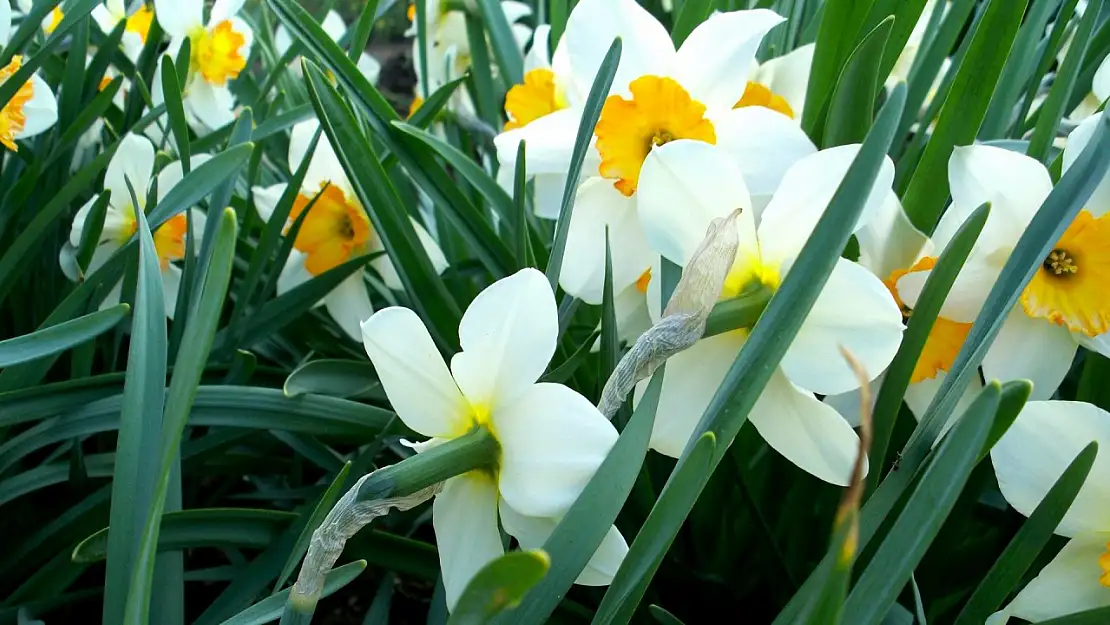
[475, 0, 524, 86]
[901, 0, 1027, 232]
[954, 441, 1098, 624]
[123, 210, 237, 625]
[448, 550, 551, 625]
[979, 380, 1032, 462]
[147, 144, 253, 229]
[868, 0, 928, 85]
[868, 202, 989, 489]
[600, 232, 620, 403]
[504, 372, 664, 624]
[648, 605, 686, 625]
[671, 0, 714, 47]
[546, 37, 621, 289]
[801, 0, 878, 137]
[0, 305, 128, 368]
[823, 17, 892, 147]
[592, 432, 717, 624]
[593, 85, 908, 624]
[840, 383, 1001, 624]
[218, 561, 366, 625]
[159, 55, 191, 173]
[283, 359, 381, 399]
[75, 192, 113, 276]
[102, 200, 168, 625]
[302, 61, 462, 349]
[1026, 0, 1101, 161]
[408, 76, 467, 129]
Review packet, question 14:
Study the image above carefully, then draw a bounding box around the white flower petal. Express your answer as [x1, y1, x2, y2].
[755, 43, 814, 117]
[671, 9, 785, 110]
[564, 0, 673, 99]
[494, 108, 582, 177]
[713, 106, 816, 215]
[155, 153, 212, 204]
[991, 400, 1110, 537]
[321, 10, 347, 40]
[646, 331, 745, 458]
[105, 134, 156, 212]
[758, 145, 894, 264]
[941, 145, 1052, 252]
[184, 76, 236, 131]
[210, 0, 246, 24]
[493, 382, 617, 518]
[982, 308, 1077, 400]
[251, 183, 288, 223]
[325, 271, 374, 341]
[748, 368, 865, 486]
[1064, 115, 1110, 217]
[524, 24, 552, 72]
[533, 173, 567, 220]
[0, 1, 10, 47]
[636, 140, 756, 266]
[154, 0, 202, 38]
[895, 255, 1001, 323]
[781, 258, 904, 396]
[903, 371, 983, 433]
[497, 499, 627, 586]
[361, 306, 470, 437]
[412, 217, 449, 275]
[854, 192, 929, 279]
[559, 178, 654, 304]
[358, 53, 381, 84]
[1077, 330, 1110, 359]
[450, 268, 557, 408]
[1001, 533, 1110, 623]
[1094, 55, 1110, 102]
[823, 370, 886, 428]
[162, 263, 182, 320]
[16, 74, 58, 140]
[274, 24, 293, 56]
[434, 473, 505, 611]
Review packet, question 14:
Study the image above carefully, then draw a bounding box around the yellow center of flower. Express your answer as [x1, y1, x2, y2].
[126, 4, 156, 44]
[721, 253, 780, 300]
[189, 21, 247, 86]
[733, 81, 795, 119]
[594, 75, 716, 197]
[1099, 542, 1110, 587]
[407, 95, 424, 119]
[44, 7, 64, 35]
[1020, 210, 1110, 336]
[289, 183, 374, 276]
[121, 210, 191, 270]
[407, 4, 417, 21]
[504, 68, 568, 130]
[634, 268, 652, 294]
[0, 57, 34, 153]
[886, 257, 973, 383]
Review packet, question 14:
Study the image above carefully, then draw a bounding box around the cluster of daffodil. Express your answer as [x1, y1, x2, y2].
[7, 0, 1110, 622]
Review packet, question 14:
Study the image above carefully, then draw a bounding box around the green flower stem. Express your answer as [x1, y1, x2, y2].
[702, 286, 775, 338]
[281, 426, 499, 625]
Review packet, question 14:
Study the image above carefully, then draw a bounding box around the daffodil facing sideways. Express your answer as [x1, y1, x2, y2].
[495, 0, 805, 221]
[252, 119, 449, 341]
[632, 140, 903, 485]
[742, 43, 814, 121]
[152, 0, 253, 131]
[92, 0, 156, 61]
[58, 133, 207, 319]
[360, 268, 627, 610]
[0, 58, 58, 152]
[894, 126, 1110, 406]
[988, 400, 1110, 623]
[274, 10, 380, 84]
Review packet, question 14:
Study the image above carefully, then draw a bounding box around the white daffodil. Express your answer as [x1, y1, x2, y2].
[152, 0, 253, 131]
[988, 400, 1110, 623]
[73, 60, 129, 170]
[896, 128, 1110, 404]
[14, 0, 65, 35]
[888, 0, 948, 88]
[0, 49, 59, 152]
[92, 0, 156, 61]
[360, 268, 627, 610]
[59, 133, 207, 319]
[744, 43, 814, 121]
[274, 10, 380, 84]
[494, 0, 791, 221]
[251, 119, 449, 341]
[632, 140, 903, 485]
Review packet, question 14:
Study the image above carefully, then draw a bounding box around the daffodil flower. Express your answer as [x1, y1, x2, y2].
[14, 0, 65, 35]
[1071, 53, 1110, 121]
[274, 10, 380, 84]
[252, 120, 449, 341]
[59, 133, 207, 319]
[152, 0, 253, 130]
[632, 140, 903, 485]
[495, 0, 794, 221]
[743, 43, 814, 121]
[92, 0, 156, 61]
[988, 400, 1110, 623]
[0, 53, 58, 152]
[360, 268, 627, 610]
[896, 128, 1110, 403]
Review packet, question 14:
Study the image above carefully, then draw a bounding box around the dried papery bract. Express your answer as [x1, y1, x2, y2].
[598, 208, 742, 418]
[288, 473, 441, 612]
[834, 346, 874, 564]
